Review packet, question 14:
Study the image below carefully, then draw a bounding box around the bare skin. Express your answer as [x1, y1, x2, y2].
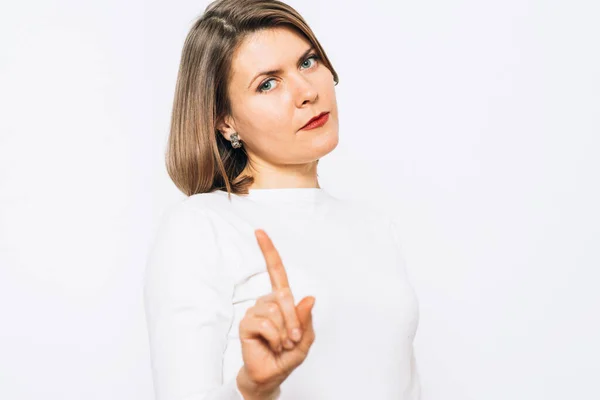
[216, 25, 339, 190]
[236, 229, 316, 400]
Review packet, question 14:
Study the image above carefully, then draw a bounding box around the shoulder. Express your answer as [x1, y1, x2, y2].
[153, 193, 228, 241]
[185, 190, 229, 212]
[148, 195, 227, 272]
[159, 191, 230, 222]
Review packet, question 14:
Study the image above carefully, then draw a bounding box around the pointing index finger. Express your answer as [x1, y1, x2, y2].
[254, 229, 290, 291]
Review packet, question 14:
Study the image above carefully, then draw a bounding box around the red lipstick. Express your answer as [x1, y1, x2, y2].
[300, 112, 330, 130]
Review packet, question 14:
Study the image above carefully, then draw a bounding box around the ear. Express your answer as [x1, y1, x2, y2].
[215, 114, 238, 141]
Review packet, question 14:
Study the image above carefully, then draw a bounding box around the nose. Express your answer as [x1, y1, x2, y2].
[292, 73, 318, 107]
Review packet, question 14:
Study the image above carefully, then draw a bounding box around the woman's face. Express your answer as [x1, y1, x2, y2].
[218, 26, 339, 169]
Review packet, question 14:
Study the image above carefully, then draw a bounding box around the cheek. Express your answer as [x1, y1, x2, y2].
[242, 97, 292, 131]
[317, 71, 336, 99]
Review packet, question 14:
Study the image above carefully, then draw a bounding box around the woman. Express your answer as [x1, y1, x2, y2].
[143, 0, 421, 399]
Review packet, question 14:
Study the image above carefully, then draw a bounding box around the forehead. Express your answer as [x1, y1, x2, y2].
[229, 26, 312, 86]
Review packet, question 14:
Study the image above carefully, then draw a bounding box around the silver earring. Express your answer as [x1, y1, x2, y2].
[230, 132, 242, 149]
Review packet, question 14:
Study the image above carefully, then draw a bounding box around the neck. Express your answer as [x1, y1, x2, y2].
[241, 159, 320, 190]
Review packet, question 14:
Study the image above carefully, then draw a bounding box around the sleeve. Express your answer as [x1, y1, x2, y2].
[389, 218, 422, 400]
[143, 203, 244, 400]
[401, 346, 422, 400]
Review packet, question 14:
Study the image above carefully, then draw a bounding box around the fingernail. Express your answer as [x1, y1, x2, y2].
[291, 328, 302, 342]
[284, 338, 295, 349]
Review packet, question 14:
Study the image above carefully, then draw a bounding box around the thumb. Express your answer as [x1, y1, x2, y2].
[295, 296, 316, 329]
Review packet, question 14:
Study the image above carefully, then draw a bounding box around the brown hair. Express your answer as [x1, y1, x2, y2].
[165, 0, 339, 200]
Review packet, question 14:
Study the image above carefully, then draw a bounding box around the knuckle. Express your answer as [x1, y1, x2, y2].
[277, 287, 290, 300]
[267, 304, 279, 315]
[260, 319, 272, 331]
[256, 296, 270, 305]
[244, 307, 254, 318]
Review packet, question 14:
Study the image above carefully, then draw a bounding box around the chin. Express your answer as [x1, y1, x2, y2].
[312, 130, 339, 155]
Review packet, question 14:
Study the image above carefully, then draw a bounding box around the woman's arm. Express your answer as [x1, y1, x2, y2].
[143, 202, 243, 400]
[390, 218, 422, 400]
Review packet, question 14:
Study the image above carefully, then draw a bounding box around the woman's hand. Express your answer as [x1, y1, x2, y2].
[236, 229, 316, 399]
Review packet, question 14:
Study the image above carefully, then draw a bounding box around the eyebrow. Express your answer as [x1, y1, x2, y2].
[247, 46, 316, 90]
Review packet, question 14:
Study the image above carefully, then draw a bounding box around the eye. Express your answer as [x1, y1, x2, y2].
[258, 78, 277, 93]
[256, 54, 321, 94]
[300, 54, 320, 70]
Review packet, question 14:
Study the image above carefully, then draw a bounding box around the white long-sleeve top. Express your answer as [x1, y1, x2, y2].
[143, 187, 421, 400]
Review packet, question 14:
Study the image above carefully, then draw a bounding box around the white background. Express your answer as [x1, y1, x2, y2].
[1, 0, 598, 399]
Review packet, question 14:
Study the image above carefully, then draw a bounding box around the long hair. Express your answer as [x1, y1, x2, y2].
[165, 0, 339, 199]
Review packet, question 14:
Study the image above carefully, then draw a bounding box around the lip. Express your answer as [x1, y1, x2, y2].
[300, 112, 330, 130]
